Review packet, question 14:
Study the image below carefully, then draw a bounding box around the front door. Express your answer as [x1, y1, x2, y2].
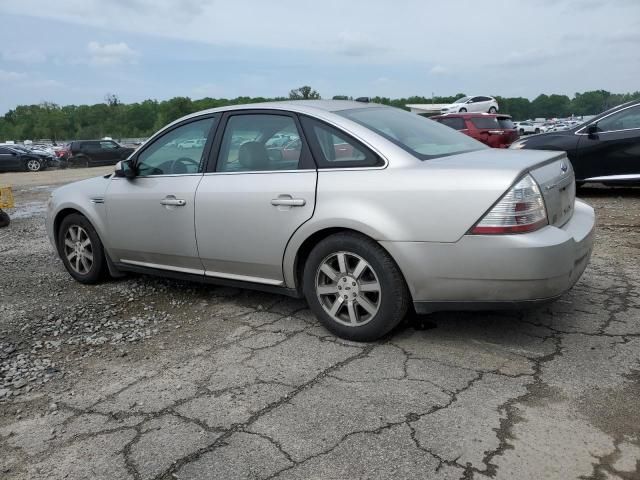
[195, 112, 316, 284]
[576, 104, 640, 181]
[105, 116, 217, 273]
[0, 147, 21, 170]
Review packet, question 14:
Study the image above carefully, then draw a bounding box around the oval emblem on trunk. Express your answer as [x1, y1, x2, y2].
[560, 161, 568, 173]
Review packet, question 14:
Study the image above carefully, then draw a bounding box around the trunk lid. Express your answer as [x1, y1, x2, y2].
[529, 156, 575, 227]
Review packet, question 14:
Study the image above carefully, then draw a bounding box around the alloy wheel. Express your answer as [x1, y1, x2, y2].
[63, 225, 94, 275]
[315, 251, 381, 327]
[27, 159, 41, 171]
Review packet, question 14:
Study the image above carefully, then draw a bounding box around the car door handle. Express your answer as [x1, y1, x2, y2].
[271, 197, 306, 207]
[160, 197, 186, 206]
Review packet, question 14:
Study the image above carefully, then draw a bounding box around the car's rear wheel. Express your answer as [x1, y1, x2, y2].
[25, 158, 42, 172]
[58, 213, 107, 284]
[489, 107, 497, 113]
[520, 128, 525, 135]
[535, 128, 540, 134]
[303, 232, 409, 341]
[459, 108, 467, 113]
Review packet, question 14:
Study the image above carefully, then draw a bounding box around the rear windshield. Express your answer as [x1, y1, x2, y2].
[470, 117, 500, 129]
[436, 117, 466, 130]
[497, 118, 515, 129]
[338, 107, 485, 160]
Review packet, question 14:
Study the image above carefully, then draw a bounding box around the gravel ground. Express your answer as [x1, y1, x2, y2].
[0, 167, 639, 479]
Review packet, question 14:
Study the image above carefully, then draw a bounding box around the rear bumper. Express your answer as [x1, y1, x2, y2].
[381, 199, 595, 313]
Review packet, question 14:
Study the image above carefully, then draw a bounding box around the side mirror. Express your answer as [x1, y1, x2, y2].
[586, 123, 599, 137]
[114, 159, 136, 179]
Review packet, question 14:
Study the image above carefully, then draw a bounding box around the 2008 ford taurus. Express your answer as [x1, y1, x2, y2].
[46, 100, 595, 341]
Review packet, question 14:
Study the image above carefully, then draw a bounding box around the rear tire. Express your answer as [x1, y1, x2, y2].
[535, 128, 540, 134]
[520, 128, 525, 135]
[57, 213, 107, 284]
[303, 232, 409, 342]
[489, 107, 497, 113]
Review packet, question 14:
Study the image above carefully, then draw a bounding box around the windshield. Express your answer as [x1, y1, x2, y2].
[453, 96, 470, 104]
[338, 107, 486, 160]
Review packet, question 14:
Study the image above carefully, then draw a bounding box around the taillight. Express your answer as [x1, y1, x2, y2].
[470, 174, 547, 234]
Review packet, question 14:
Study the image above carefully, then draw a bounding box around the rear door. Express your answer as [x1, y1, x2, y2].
[575, 104, 640, 181]
[195, 110, 316, 285]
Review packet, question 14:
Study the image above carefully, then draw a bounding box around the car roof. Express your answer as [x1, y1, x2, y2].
[172, 100, 384, 124]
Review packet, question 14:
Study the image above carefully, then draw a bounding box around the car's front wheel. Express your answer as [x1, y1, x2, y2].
[303, 232, 409, 341]
[25, 158, 42, 172]
[57, 213, 107, 284]
[459, 108, 467, 113]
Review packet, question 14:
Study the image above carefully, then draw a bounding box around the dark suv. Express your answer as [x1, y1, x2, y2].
[63, 140, 135, 167]
[431, 113, 519, 148]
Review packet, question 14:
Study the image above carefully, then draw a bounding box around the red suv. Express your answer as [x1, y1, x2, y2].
[431, 113, 519, 148]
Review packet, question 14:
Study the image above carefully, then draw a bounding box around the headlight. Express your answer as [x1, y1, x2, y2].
[510, 141, 526, 149]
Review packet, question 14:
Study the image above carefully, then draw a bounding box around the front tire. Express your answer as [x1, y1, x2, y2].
[459, 108, 467, 113]
[25, 158, 42, 172]
[534, 128, 540, 134]
[57, 214, 107, 284]
[303, 232, 409, 341]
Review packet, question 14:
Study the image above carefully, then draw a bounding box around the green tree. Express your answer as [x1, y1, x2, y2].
[289, 86, 321, 100]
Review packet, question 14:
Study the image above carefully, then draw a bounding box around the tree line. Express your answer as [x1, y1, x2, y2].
[1, 87, 638, 142]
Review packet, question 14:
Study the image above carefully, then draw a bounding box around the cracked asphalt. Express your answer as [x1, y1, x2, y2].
[1, 168, 639, 479]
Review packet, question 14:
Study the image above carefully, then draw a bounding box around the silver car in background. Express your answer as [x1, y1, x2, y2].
[46, 100, 595, 341]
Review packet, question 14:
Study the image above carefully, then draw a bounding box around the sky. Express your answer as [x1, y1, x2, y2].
[0, 0, 639, 114]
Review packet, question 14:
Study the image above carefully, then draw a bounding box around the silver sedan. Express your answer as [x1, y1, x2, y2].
[46, 101, 595, 341]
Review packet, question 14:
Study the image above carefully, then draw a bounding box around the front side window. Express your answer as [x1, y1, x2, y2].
[454, 96, 470, 104]
[596, 106, 640, 132]
[339, 107, 486, 160]
[216, 114, 302, 172]
[136, 117, 215, 176]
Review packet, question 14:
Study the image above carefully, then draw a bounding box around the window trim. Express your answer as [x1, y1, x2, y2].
[130, 113, 219, 177]
[299, 115, 383, 170]
[206, 109, 316, 173]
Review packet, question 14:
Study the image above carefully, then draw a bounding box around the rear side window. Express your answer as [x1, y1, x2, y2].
[300, 116, 382, 168]
[436, 117, 466, 130]
[470, 117, 500, 129]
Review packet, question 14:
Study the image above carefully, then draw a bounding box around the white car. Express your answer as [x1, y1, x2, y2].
[440, 96, 499, 114]
[515, 121, 546, 135]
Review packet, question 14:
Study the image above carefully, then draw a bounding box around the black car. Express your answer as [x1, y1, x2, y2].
[511, 100, 640, 185]
[11, 145, 58, 168]
[0, 146, 48, 172]
[64, 140, 135, 167]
